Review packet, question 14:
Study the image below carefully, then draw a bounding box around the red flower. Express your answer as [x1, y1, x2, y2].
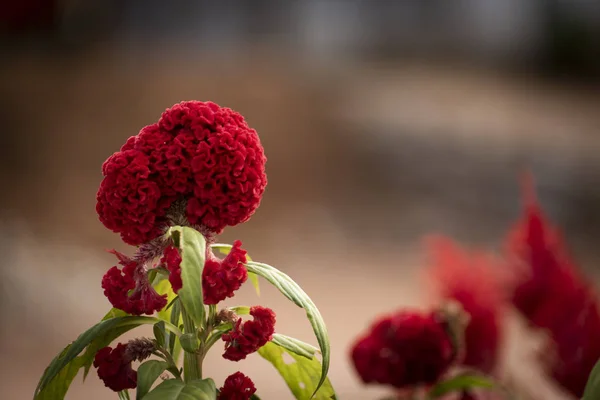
[218, 372, 257, 400]
[506, 173, 600, 397]
[350, 310, 454, 389]
[222, 306, 276, 361]
[426, 236, 507, 374]
[161, 245, 183, 292]
[203, 240, 248, 304]
[97, 101, 267, 245]
[93, 343, 137, 392]
[102, 250, 167, 315]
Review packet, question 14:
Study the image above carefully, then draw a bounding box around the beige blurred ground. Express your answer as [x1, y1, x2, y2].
[1, 45, 600, 399]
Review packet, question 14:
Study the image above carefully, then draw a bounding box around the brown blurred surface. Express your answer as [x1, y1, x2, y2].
[1, 38, 600, 399]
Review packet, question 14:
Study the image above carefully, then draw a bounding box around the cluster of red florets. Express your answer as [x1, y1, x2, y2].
[96, 100, 267, 246]
[93, 343, 137, 392]
[351, 310, 454, 389]
[218, 372, 257, 400]
[203, 240, 248, 304]
[506, 177, 600, 398]
[161, 245, 183, 292]
[101, 250, 167, 315]
[223, 306, 276, 361]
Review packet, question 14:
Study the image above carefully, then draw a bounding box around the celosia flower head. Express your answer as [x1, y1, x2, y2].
[350, 310, 454, 389]
[218, 372, 257, 400]
[97, 101, 267, 245]
[161, 245, 183, 292]
[102, 250, 167, 315]
[93, 343, 137, 392]
[426, 236, 507, 374]
[222, 306, 276, 361]
[203, 240, 248, 304]
[506, 173, 600, 397]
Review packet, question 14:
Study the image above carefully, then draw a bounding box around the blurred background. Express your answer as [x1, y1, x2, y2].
[1, 1, 600, 399]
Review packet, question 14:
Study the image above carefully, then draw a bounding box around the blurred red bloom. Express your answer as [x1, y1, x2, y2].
[101, 250, 167, 315]
[97, 101, 267, 245]
[350, 310, 454, 389]
[426, 236, 507, 374]
[218, 372, 257, 400]
[506, 173, 600, 397]
[203, 240, 248, 305]
[222, 306, 276, 361]
[161, 245, 183, 292]
[93, 343, 137, 392]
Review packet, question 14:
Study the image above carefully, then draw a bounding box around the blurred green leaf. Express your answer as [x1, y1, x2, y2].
[143, 378, 216, 400]
[428, 373, 495, 398]
[229, 305, 250, 315]
[168, 226, 206, 328]
[246, 261, 331, 397]
[212, 243, 260, 296]
[258, 341, 336, 400]
[153, 321, 166, 349]
[583, 358, 600, 400]
[34, 316, 181, 400]
[169, 299, 182, 362]
[137, 360, 169, 399]
[179, 332, 200, 353]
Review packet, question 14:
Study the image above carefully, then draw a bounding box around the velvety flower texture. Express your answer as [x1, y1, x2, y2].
[350, 310, 454, 389]
[426, 236, 506, 374]
[218, 372, 257, 400]
[222, 306, 276, 361]
[102, 250, 167, 315]
[93, 343, 137, 392]
[97, 101, 267, 245]
[161, 245, 183, 292]
[507, 174, 600, 398]
[203, 240, 248, 304]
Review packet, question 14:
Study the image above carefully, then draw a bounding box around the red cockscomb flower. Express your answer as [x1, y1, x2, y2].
[102, 250, 167, 315]
[97, 101, 267, 246]
[203, 240, 248, 304]
[222, 306, 276, 361]
[162, 245, 183, 292]
[93, 343, 137, 392]
[426, 236, 507, 374]
[218, 372, 257, 400]
[350, 310, 454, 389]
[506, 173, 600, 397]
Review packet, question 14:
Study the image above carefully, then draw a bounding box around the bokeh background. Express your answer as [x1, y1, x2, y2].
[2, 1, 600, 399]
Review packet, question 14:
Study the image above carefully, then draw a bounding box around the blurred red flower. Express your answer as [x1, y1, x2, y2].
[218, 372, 257, 400]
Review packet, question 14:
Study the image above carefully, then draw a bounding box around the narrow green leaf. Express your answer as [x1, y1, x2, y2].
[155, 278, 178, 322]
[137, 360, 169, 399]
[169, 299, 182, 361]
[229, 305, 250, 315]
[428, 373, 495, 398]
[154, 321, 167, 348]
[583, 358, 600, 400]
[271, 334, 318, 359]
[211, 243, 260, 296]
[34, 316, 182, 399]
[143, 378, 217, 400]
[168, 226, 207, 328]
[119, 390, 131, 400]
[245, 261, 331, 397]
[258, 341, 336, 400]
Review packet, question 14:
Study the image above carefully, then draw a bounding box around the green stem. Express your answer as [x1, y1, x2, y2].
[182, 307, 201, 382]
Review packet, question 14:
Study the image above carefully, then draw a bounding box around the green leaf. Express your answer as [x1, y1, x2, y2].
[137, 360, 169, 399]
[169, 299, 182, 361]
[245, 261, 331, 397]
[119, 390, 131, 400]
[179, 332, 200, 353]
[271, 334, 318, 359]
[168, 226, 207, 328]
[34, 316, 182, 399]
[229, 305, 250, 315]
[143, 378, 217, 400]
[155, 278, 178, 322]
[212, 243, 260, 296]
[583, 358, 600, 400]
[428, 373, 495, 398]
[258, 341, 336, 400]
[154, 321, 167, 348]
